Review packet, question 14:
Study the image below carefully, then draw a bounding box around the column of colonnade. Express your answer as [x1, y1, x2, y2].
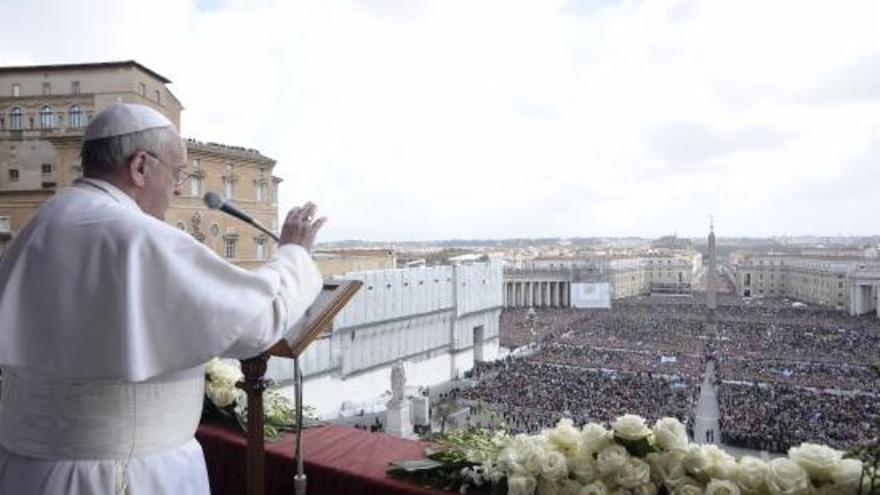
[503, 281, 572, 308]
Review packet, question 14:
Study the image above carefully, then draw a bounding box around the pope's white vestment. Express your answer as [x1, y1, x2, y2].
[0, 178, 324, 494]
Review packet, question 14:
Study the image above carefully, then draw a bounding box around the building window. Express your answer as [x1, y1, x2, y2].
[139, 83, 146, 97]
[10, 107, 22, 130]
[210, 224, 220, 238]
[192, 158, 200, 169]
[71, 80, 80, 94]
[69, 105, 84, 128]
[39, 106, 54, 129]
[155, 90, 161, 104]
[225, 238, 237, 259]
[12, 83, 20, 97]
[255, 239, 266, 260]
[8, 169, 19, 181]
[189, 175, 201, 197]
[224, 179, 234, 199]
[42, 82, 51, 95]
[41, 164, 52, 175]
[256, 182, 266, 202]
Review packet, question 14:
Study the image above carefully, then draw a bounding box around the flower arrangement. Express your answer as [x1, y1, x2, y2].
[389, 414, 879, 495]
[202, 358, 318, 441]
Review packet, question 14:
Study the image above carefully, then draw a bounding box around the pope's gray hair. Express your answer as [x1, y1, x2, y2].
[80, 127, 179, 175]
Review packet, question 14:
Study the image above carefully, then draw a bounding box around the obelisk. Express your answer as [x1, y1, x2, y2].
[706, 217, 718, 337]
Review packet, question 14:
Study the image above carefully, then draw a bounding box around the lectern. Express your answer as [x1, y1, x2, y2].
[237, 279, 362, 495]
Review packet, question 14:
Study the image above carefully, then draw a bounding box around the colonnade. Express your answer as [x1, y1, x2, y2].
[504, 281, 570, 308]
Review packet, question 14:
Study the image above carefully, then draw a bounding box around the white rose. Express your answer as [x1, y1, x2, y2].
[830, 458, 864, 495]
[206, 382, 237, 407]
[705, 479, 741, 495]
[597, 444, 630, 476]
[713, 460, 739, 482]
[582, 423, 614, 454]
[204, 358, 221, 372]
[524, 446, 549, 477]
[646, 451, 687, 487]
[766, 458, 813, 495]
[615, 457, 651, 489]
[612, 414, 652, 441]
[207, 358, 242, 382]
[570, 453, 600, 484]
[788, 443, 843, 484]
[671, 481, 705, 495]
[580, 480, 609, 495]
[653, 417, 689, 452]
[682, 445, 711, 481]
[702, 445, 737, 481]
[735, 456, 769, 495]
[546, 419, 583, 456]
[541, 450, 569, 481]
[508, 473, 538, 495]
[498, 446, 526, 475]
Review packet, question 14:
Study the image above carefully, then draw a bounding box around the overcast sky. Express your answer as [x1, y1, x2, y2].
[2, 0, 879, 240]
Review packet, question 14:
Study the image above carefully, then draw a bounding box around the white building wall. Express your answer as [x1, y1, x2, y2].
[266, 257, 504, 419]
[277, 351, 454, 419]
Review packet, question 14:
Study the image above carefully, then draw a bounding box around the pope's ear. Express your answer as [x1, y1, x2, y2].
[128, 151, 149, 187]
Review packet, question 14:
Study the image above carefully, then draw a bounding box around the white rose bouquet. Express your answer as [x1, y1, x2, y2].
[388, 414, 877, 495]
[202, 358, 316, 441]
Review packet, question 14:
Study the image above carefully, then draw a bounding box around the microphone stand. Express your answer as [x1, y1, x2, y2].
[294, 357, 306, 495]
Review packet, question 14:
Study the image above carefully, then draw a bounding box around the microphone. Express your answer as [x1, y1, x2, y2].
[203, 192, 280, 242]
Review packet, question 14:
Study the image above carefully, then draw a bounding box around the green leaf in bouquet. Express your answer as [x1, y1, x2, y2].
[387, 458, 446, 474]
[615, 435, 656, 458]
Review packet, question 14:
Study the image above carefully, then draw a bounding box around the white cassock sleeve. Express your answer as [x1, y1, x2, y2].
[0, 184, 324, 382]
[221, 244, 323, 359]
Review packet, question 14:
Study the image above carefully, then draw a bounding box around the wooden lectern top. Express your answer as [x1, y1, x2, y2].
[268, 279, 363, 358]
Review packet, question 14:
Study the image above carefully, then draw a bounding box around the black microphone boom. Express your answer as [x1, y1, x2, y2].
[203, 191, 280, 242]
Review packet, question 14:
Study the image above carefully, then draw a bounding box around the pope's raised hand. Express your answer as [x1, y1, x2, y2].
[280, 202, 327, 252]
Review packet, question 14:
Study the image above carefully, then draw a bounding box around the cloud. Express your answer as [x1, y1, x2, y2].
[2, 0, 879, 239]
[795, 54, 880, 105]
[645, 122, 790, 163]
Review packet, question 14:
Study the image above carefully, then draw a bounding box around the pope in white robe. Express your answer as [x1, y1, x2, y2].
[0, 104, 326, 494]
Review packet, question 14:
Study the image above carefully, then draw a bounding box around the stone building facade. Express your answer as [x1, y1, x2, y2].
[312, 249, 397, 277]
[504, 251, 701, 307]
[0, 61, 279, 265]
[731, 253, 880, 316]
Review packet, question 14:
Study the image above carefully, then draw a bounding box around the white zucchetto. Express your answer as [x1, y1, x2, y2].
[83, 103, 173, 142]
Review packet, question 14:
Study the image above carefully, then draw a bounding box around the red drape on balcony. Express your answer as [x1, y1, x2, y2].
[196, 423, 448, 495]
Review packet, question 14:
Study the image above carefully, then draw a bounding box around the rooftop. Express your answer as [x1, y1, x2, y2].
[0, 60, 171, 84]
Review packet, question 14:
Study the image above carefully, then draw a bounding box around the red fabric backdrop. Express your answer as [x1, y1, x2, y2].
[196, 423, 448, 495]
